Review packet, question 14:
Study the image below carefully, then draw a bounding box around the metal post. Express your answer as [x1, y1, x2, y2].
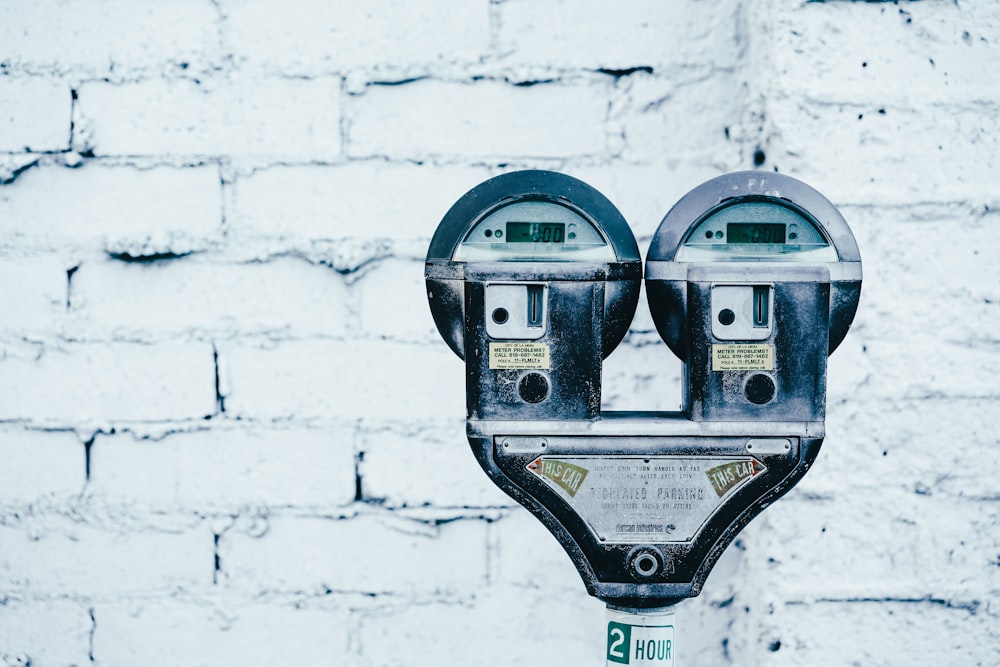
[605, 603, 678, 666]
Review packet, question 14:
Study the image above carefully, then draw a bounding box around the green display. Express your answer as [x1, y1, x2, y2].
[506, 222, 565, 243]
[727, 223, 786, 244]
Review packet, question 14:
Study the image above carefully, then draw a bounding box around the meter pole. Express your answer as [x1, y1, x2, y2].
[604, 602, 678, 666]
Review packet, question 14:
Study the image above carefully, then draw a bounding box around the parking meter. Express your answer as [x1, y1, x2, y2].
[426, 170, 862, 614]
[645, 171, 862, 423]
[425, 170, 642, 422]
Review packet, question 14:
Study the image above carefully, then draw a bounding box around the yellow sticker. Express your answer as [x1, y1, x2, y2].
[712, 344, 774, 371]
[489, 342, 550, 370]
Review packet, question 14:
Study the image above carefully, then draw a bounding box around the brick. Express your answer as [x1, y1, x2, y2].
[70, 256, 350, 341]
[0, 76, 71, 151]
[823, 216, 1000, 405]
[222, 0, 490, 73]
[0, 599, 92, 667]
[489, 508, 595, 592]
[679, 541, 753, 661]
[359, 424, 512, 507]
[749, 599, 998, 667]
[0, 0, 220, 76]
[601, 338, 684, 412]
[77, 76, 341, 160]
[357, 257, 440, 342]
[89, 426, 356, 510]
[837, 205, 998, 344]
[816, 400, 1000, 604]
[354, 583, 604, 665]
[0, 256, 70, 335]
[767, 100, 1000, 205]
[0, 341, 215, 423]
[94, 598, 351, 666]
[0, 162, 221, 251]
[497, 0, 740, 70]
[827, 335, 999, 405]
[914, 498, 1000, 601]
[221, 339, 465, 422]
[772, 0, 1000, 104]
[346, 79, 609, 160]
[0, 517, 212, 596]
[746, 481, 1000, 605]
[742, 489, 931, 601]
[615, 71, 747, 169]
[220, 512, 488, 595]
[766, 2, 1000, 205]
[0, 428, 83, 504]
[226, 162, 493, 249]
[818, 398, 999, 501]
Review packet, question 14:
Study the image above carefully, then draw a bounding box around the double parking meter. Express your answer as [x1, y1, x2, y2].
[426, 170, 862, 608]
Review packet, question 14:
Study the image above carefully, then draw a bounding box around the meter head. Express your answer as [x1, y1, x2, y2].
[646, 171, 862, 360]
[426, 170, 642, 360]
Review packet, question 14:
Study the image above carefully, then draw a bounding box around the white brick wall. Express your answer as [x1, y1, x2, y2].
[0, 78, 71, 152]
[0, 1, 220, 77]
[221, 0, 492, 73]
[1, 0, 998, 665]
[347, 79, 611, 160]
[0, 163, 221, 252]
[78, 76, 344, 162]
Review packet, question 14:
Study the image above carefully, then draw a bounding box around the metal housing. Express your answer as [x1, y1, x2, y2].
[645, 171, 862, 360]
[425, 170, 641, 361]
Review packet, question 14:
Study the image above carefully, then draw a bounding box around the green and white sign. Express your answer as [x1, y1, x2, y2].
[606, 607, 675, 666]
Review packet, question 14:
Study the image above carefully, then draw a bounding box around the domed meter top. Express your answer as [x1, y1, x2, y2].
[645, 171, 862, 422]
[646, 172, 862, 354]
[425, 170, 641, 363]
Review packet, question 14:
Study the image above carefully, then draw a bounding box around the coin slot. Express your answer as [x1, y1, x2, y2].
[527, 285, 544, 328]
[753, 286, 770, 328]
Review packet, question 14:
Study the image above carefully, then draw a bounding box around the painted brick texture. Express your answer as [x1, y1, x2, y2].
[1, 1, 998, 666]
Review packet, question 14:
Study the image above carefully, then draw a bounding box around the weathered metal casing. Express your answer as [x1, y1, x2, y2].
[467, 416, 826, 606]
[425, 170, 641, 421]
[645, 172, 862, 421]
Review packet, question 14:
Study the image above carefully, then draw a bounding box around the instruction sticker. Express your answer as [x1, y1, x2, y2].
[712, 344, 773, 371]
[489, 342, 550, 370]
[526, 455, 765, 544]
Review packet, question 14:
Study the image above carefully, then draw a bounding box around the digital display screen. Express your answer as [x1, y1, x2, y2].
[506, 222, 565, 243]
[727, 223, 786, 244]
